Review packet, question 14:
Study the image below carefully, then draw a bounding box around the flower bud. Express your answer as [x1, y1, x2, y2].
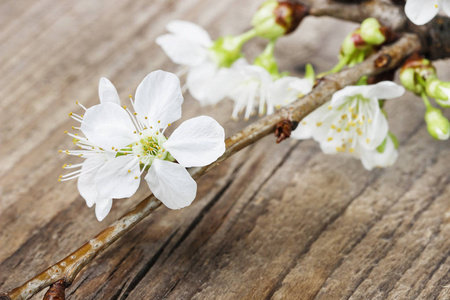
[251, 0, 309, 39]
[424, 107, 450, 140]
[360, 18, 385, 45]
[426, 78, 450, 108]
[399, 54, 436, 95]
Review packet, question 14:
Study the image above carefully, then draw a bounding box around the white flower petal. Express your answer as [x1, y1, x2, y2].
[268, 76, 313, 108]
[95, 198, 113, 222]
[77, 156, 107, 208]
[166, 20, 212, 48]
[362, 81, 405, 100]
[156, 34, 209, 66]
[145, 159, 197, 210]
[96, 156, 141, 199]
[405, 0, 439, 25]
[98, 77, 120, 105]
[360, 136, 398, 170]
[291, 102, 334, 140]
[134, 70, 183, 129]
[81, 102, 137, 150]
[164, 116, 225, 167]
[330, 85, 367, 106]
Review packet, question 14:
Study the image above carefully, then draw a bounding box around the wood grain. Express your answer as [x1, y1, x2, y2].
[1, 1, 450, 299]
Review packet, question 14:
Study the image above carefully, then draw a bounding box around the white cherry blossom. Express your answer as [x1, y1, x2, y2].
[226, 64, 273, 120]
[291, 81, 405, 170]
[405, 0, 450, 25]
[61, 71, 225, 220]
[156, 20, 243, 105]
[268, 76, 314, 109]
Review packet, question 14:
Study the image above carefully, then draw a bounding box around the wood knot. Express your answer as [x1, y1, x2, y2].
[275, 119, 298, 144]
[43, 280, 66, 300]
[374, 54, 391, 68]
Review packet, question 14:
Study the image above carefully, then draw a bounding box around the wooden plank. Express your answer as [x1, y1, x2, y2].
[1, 1, 450, 299]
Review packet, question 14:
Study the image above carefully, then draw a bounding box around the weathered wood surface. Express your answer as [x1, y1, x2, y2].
[1, 1, 450, 299]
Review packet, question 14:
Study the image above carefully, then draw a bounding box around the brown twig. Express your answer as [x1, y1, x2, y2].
[296, 0, 450, 60]
[0, 33, 420, 300]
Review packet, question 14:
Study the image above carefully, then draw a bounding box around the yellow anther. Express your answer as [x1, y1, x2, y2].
[158, 154, 162, 158]
[316, 122, 323, 127]
[112, 147, 115, 150]
[78, 154, 83, 157]
[137, 155, 140, 157]
[81, 115, 84, 117]
[156, 131, 159, 135]
[64, 131, 68, 134]
[349, 148, 355, 153]
[337, 128, 342, 132]
[58, 150, 62, 153]
[134, 112, 137, 115]
[327, 137, 333, 142]
[127, 170, 131, 173]
[59, 175, 63, 178]
[168, 123, 171, 126]
[357, 129, 363, 136]
[331, 124, 336, 129]
[69, 112, 73, 116]
[348, 138, 353, 143]
[139, 132, 142, 135]
[158, 120, 161, 123]
[58, 179, 61, 182]
[145, 116, 148, 119]
[129, 94, 132, 98]
[62, 164, 67, 168]
[302, 121, 307, 125]
[368, 118, 372, 123]
[348, 107, 354, 112]
[366, 138, 370, 144]
[328, 105, 332, 110]
[123, 105, 127, 109]
[134, 176, 138, 179]
[75, 101, 79, 104]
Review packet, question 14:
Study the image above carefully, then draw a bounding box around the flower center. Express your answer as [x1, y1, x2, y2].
[130, 129, 174, 167]
[325, 96, 373, 153]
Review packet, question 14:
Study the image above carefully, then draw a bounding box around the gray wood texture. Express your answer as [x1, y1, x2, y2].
[1, 1, 450, 299]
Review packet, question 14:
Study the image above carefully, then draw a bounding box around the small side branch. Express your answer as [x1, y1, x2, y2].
[1, 34, 420, 300]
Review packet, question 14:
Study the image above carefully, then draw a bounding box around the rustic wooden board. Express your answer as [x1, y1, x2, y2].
[1, 1, 450, 299]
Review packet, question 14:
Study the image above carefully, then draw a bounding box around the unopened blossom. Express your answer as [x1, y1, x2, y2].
[61, 71, 226, 221]
[291, 81, 405, 170]
[156, 20, 255, 105]
[405, 0, 450, 25]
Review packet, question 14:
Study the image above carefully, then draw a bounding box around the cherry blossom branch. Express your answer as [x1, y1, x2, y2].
[0, 33, 420, 300]
[296, 0, 450, 60]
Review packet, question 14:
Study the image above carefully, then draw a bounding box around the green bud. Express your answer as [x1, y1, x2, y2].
[251, 0, 308, 40]
[399, 68, 422, 95]
[341, 32, 357, 57]
[424, 107, 450, 140]
[252, 1, 285, 39]
[426, 78, 450, 107]
[360, 18, 385, 45]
